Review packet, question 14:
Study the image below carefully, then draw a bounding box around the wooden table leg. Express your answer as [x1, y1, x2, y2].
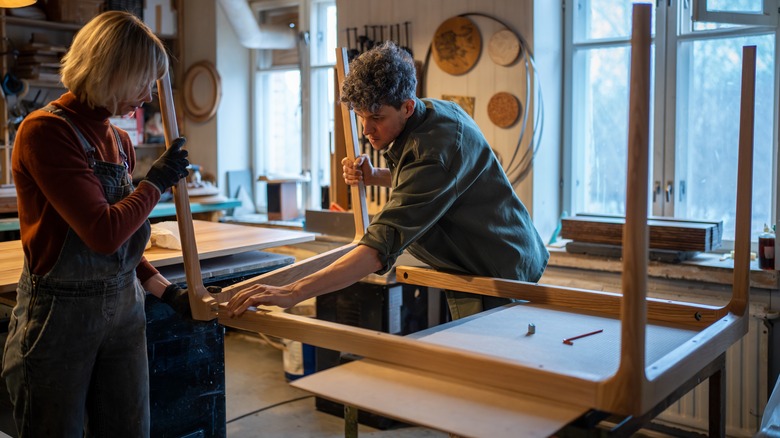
[345, 404, 358, 438]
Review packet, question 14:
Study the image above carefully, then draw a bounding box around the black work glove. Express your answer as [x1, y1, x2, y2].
[161, 283, 222, 319]
[144, 137, 190, 193]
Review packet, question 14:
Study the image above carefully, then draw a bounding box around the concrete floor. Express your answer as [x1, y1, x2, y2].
[224, 329, 447, 438]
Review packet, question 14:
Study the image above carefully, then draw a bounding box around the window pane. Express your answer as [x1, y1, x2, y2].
[674, 34, 774, 241]
[573, 46, 631, 215]
[706, 0, 763, 13]
[311, 67, 335, 194]
[265, 71, 302, 176]
[311, 2, 337, 66]
[574, 0, 654, 42]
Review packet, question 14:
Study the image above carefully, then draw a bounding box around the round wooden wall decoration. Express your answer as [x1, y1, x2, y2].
[488, 29, 521, 66]
[487, 92, 521, 128]
[432, 16, 482, 75]
[183, 61, 222, 123]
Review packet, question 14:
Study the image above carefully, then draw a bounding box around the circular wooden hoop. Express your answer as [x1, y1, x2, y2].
[183, 61, 221, 123]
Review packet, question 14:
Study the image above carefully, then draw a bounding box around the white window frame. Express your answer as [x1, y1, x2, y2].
[693, 0, 778, 27]
[563, 0, 780, 249]
[251, 0, 336, 213]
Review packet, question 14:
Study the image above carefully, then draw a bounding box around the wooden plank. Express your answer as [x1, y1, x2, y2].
[0, 220, 314, 294]
[331, 69, 349, 210]
[730, 45, 756, 316]
[609, 4, 652, 413]
[143, 221, 314, 267]
[560, 217, 722, 252]
[395, 266, 724, 328]
[158, 71, 217, 321]
[293, 359, 589, 438]
[335, 47, 368, 241]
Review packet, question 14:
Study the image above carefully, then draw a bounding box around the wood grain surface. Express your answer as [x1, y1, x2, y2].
[293, 358, 588, 438]
[0, 220, 315, 294]
[432, 16, 482, 75]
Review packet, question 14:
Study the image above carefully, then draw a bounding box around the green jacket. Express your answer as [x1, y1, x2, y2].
[360, 97, 549, 282]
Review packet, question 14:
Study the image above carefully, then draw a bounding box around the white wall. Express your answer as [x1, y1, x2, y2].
[182, 0, 252, 194]
[181, 0, 218, 183]
[215, 5, 253, 194]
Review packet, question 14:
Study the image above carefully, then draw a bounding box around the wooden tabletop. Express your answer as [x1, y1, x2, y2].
[0, 220, 314, 294]
[292, 302, 699, 437]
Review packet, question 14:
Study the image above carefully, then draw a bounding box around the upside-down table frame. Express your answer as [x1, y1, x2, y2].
[165, 4, 754, 436]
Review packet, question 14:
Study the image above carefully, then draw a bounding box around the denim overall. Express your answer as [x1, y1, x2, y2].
[2, 107, 152, 437]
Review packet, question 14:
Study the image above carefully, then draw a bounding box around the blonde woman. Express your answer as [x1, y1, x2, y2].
[2, 11, 190, 437]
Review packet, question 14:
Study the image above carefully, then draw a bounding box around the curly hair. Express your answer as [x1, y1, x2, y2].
[340, 41, 417, 113]
[61, 11, 169, 114]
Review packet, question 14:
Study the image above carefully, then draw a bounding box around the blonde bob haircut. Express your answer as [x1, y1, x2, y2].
[61, 10, 169, 114]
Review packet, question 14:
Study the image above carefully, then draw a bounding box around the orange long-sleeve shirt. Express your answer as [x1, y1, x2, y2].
[13, 92, 160, 282]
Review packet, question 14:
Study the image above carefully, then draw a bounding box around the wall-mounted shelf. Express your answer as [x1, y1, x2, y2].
[3, 16, 81, 32]
[25, 79, 65, 89]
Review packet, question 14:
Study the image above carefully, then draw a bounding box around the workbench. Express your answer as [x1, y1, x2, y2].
[0, 219, 312, 302]
[0, 220, 314, 438]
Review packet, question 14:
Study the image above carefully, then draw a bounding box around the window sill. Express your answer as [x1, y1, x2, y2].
[547, 245, 778, 291]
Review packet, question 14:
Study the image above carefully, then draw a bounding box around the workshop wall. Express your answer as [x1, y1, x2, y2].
[182, 0, 252, 197]
[185, 0, 562, 239]
[336, 0, 562, 240]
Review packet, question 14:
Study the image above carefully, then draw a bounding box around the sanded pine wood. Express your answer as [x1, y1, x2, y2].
[395, 266, 725, 328]
[730, 44, 756, 317]
[142, 221, 315, 267]
[335, 47, 369, 241]
[606, 4, 652, 412]
[157, 72, 219, 321]
[331, 77, 349, 210]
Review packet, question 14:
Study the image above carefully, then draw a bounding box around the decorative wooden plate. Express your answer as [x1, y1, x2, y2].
[488, 29, 521, 66]
[183, 61, 222, 123]
[432, 16, 482, 75]
[487, 92, 521, 128]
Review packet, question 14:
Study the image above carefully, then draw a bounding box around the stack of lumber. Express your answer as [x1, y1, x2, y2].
[13, 42, 67, 83]
[0, 186, 16, 214]
[560, 214, 722, 252]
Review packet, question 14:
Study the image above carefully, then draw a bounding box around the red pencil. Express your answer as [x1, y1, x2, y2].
[563, 329, 603, 345]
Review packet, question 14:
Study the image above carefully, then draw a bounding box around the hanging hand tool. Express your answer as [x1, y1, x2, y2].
[348, 27, 360, 60]
[403, 21, 413, 57]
